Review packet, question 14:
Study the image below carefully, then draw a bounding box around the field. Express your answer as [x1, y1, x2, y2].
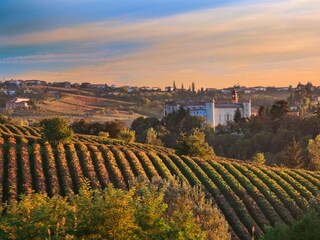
[0, 123, 319, 240]
[7, 90, 144, 126]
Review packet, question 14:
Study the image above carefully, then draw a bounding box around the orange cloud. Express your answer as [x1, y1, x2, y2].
[7, 0, 320, 88]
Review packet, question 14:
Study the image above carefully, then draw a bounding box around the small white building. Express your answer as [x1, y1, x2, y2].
[6, 98, 30, 110]
[164, 89, 251, 127]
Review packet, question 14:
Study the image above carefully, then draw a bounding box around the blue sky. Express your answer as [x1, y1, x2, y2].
[1, 0, 320, 87]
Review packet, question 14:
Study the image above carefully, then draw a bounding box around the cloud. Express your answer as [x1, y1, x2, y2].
[4, 0, 320, 88]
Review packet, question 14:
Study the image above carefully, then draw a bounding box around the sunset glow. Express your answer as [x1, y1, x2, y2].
[1, 0, 320, 88]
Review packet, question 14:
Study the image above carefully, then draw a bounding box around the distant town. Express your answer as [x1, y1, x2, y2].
[1, 79, 319, 127]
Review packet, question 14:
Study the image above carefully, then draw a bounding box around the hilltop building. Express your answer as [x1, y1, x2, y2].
[164, 89, 251, 127]
[6, 98, 30, 110]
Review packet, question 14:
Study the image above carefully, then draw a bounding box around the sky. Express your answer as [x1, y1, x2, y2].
[1, 0, 320, 88]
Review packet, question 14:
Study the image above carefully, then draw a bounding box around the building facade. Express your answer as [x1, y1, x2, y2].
[164, 89, 251, 127]
[6, 98, 30, 110]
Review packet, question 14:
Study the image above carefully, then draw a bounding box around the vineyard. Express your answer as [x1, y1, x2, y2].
[0, 123, 319, 240]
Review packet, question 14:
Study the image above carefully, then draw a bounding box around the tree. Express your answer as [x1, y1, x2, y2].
[173, 81, 177, 91]
[283, 139, 304, 169]
[192, 82, 196, 93]
[104, 120, 127, 139]
[146, 128, 163, 146]
[233, 108, 242, 123]
[307, 135, 320, 170]
[175, 128, 215, 159]
[262, 208, 320, 240]
[131, 117, 161, 143]
[0, 180, 230, 240]
[251, 152, 266, 165]
[270, 100, 289, 119]
[119, 129, 135, 143]
[0, 115, 11, 124]
[41, 117, 73, 144]
[71, 119, 90, 134]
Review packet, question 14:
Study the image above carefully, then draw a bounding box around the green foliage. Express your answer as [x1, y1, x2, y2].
[251, 152, 266, 165]
[118, 129, 135, 143]
[0, 181, 230, 240]
[71, 119, 126, 138]
[270, 100, 289, 119]
[307, 135, 320, 170]
[131, 117, 161, 142]
[98, 131, 110, 138]
[283, 139, 304, 169]
[40, 117, 73, 144]
[175, 128, 215, 159]
[0, 115, 11, 124]
[233, 108, 242, 123]
[162, 108, 206, 135]
[146, 127, 163, 146]
[262, 210, 320, 240]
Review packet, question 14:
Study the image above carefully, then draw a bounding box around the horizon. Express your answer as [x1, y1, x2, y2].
[1, 78, 316, 90]
[1, 0, 320, 88]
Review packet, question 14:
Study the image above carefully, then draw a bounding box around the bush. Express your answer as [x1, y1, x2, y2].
[175, 128, 215, 159]
[98, 131, 110, 138]
[119, 129, 135, 143]
[251, 152, 266, 165]
[40, 118, 73, 144]
[262, 195, 320, 240]
[0, 181, 230, 240]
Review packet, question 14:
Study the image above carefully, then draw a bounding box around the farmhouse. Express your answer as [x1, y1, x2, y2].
[164, 89, 251, 127]
[6, 98, 30, 110]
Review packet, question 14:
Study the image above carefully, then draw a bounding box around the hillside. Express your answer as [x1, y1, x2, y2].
[0, 123, 319, 240]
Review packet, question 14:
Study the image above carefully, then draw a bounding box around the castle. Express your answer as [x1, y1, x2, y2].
[164, 89, 251, 127]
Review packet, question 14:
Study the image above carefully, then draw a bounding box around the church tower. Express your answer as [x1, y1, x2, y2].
[231, 88, 238, 103]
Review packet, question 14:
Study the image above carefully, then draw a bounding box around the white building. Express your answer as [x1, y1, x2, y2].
[164, 89, 251, 127]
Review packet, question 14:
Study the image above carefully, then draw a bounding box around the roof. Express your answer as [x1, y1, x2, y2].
[215, 103, 244, 108]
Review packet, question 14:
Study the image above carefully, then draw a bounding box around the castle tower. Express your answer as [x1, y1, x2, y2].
[242, 99, 252, 118]
[205, 99, 215, 127]
[231, 88, 238, 103]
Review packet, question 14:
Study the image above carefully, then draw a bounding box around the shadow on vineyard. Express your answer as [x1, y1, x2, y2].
[0, 123, 319, 240]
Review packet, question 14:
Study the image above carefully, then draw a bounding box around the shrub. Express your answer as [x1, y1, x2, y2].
[40, 118, 73, 144]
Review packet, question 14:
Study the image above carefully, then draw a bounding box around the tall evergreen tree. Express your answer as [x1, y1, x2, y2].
[234, 108, 242, 123]
[307, 135, 320, 170]
[192, 82, 196, 93]
[270, 100, 289, 119]
[283, 138, 304, 169]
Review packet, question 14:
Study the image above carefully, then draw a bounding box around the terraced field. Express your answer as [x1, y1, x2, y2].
[0, 123, 319, 240]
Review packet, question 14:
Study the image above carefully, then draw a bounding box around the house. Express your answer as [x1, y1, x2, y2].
[52, 82, 71, 88]
[252, 87, 267, 92]
[4, 89, 16, 96]
[92, 84, 107, 89]
[108, 92, 120, 96]
[152, 87, 161, 92]
[25, 80, 47, 86]
[128, 87, 139, 93]
[165, 86, 172, 92]
[140, 86, 151, 92]
[205, 88, 218, 92]
[164, 89, 251, 127]
[6, 98, 30, 110]
[80, 82, 91, 88]
[4, 79, 23, 87]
